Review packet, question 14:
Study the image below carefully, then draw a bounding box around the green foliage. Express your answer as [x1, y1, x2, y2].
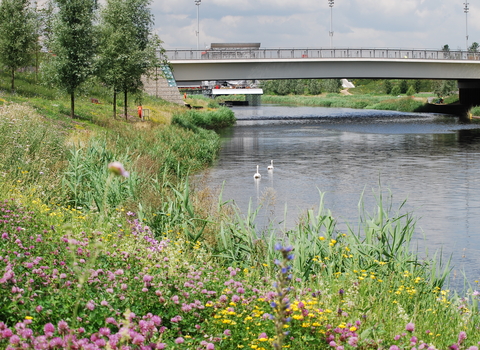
[433, 80, 457, 97]
[468, 42, 479, 53]
[399, 80, 408, 94]
[321, 79, 342, 93]
[96, 0, 163, 118]
[47, 0, 97, 118]
[406, 85, 416, 96]
[307, 79, 322, 95]
[390, 85, 401, 96]
[0, 0, 37, 91]
[172, 107, 236, 131]
[384, 80, 392, 94]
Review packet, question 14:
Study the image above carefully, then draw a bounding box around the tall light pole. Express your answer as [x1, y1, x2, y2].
[328, 0, 334, 48]
[464, 2, 469, 51]
[195, 0, 201, 50]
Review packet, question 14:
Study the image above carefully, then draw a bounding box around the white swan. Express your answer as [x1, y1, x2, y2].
[267, 160, 274, 170]
[254, 165, 261, 179]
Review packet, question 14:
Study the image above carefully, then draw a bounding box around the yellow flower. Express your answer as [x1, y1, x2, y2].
[25, 316, 33, 320]
[319, 236, 325, 241]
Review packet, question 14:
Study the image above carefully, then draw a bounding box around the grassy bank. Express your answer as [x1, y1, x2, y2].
[216, 90, 480, 117]
[1, 73, 480, 349]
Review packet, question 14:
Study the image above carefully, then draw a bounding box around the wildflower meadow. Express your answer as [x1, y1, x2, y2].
[1, 75, 480, 349]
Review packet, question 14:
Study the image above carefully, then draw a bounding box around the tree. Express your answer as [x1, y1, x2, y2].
[384, 80, 392, 94]
[294, 80, 305, 95]
[399, 80, 408, 94]
[433, 80, 457, 98]
[391, 85, 401, 96]
[97, 0, 161, 120]
[0, 0, 37, 91]
[308, 79, 322, 95]
[322, 79, 342, 93]
[406, 85, 416, 96]
[442, 44, 450, 59]
[47, 0, 97, 118]
[468, 42, 479, 53]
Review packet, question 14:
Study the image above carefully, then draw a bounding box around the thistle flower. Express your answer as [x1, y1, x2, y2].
[108, 162, 129, 178]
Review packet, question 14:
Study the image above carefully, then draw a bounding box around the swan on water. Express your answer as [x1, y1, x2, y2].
[254, 165, 261, 179]
[267, 160, 274, 170]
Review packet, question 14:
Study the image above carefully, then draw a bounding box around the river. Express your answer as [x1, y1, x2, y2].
[197, 105, 480, 293]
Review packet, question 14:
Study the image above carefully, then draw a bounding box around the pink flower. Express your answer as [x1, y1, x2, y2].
[108, 162, 129, 178]
[9, 335, 20, 344]
[157, 343, 166, 349]
[58, 320, 68, 333]
[175, 337, 184, 344]
[35, 305, 43, 312]
[206, 343, 215, 350]
[43, 323, 55, 337]
[406, 323, 415, 332]
[143, 275, 153, 283]
[223, 329, 231, 336]
[86, 300, 95, 311]
[258, 333, 268, 340]
[2, 328, 13, 338]
[458, 331, 467, 344]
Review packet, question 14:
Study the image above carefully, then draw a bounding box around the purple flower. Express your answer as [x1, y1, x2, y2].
[175, 337, 184, 344]
[157, 343, 166, 349]
[390, 346, 400, 350]
[223, 329, 231, 336]
[458, 331, 467, 344]
[406, 323, 415, 332]
[206, 343, 215, 350]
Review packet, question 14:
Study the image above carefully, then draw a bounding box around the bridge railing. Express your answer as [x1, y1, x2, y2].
[164, 48, 480, 61]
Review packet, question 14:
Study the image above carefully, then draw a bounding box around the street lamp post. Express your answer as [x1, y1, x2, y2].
[195, 0, 201, 50]
[328, 0, 334, 48]
[464, 2, 469, 52]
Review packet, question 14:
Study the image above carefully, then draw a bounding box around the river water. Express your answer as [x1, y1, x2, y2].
[197, 105, 480, 292]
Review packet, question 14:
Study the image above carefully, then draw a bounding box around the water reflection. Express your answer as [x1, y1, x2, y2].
[198, 105, 480, 292]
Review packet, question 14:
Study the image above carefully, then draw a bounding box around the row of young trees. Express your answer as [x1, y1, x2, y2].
[260, 79, 342, 96]
[0, 0, 164, 119]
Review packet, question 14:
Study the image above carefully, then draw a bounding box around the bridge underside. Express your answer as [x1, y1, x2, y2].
[458, 80, 480, 107]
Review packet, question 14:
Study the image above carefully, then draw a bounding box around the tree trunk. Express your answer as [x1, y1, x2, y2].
[113, 90, 117, 119]
[71, 91, 75, 118]
[11, 68, 15, 92]
[124, 90, 128, 121]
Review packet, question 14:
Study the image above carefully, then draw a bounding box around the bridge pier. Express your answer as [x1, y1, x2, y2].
[245, 94, 261, 106]
[458, 80, 480, 107]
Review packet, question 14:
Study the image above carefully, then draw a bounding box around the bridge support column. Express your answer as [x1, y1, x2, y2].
[246, 94, 262, 106]
[458, 80, 480, 107]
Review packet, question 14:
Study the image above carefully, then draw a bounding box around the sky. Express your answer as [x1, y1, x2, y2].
[150, 0, 480, 51]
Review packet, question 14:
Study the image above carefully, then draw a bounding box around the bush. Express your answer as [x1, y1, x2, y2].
[391, 85, 401, 96]
[406, 85, 416, 96]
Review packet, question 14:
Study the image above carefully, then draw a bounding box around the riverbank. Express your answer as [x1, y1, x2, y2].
[217, 92, 480, 118]
[1, 73, 480, 349]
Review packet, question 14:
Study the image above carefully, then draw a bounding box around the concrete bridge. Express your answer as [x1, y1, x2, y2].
[165, 47, 480, 106]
